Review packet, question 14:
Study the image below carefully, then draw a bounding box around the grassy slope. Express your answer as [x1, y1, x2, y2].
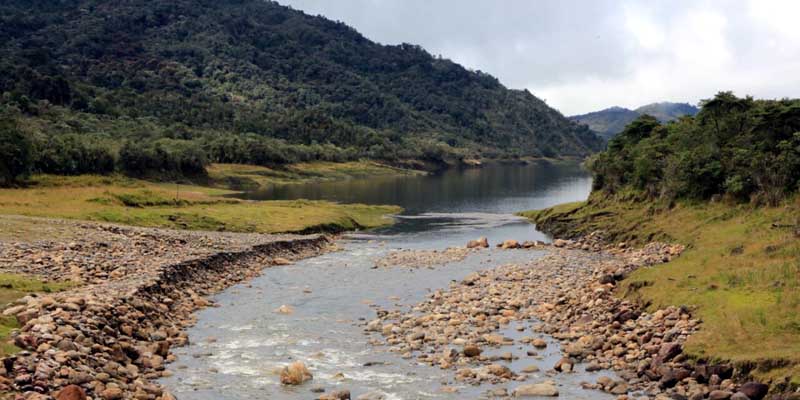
[519, 194, 800, 386]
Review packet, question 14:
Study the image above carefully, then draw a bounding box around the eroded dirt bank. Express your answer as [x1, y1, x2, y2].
[0, 216, 332, 400]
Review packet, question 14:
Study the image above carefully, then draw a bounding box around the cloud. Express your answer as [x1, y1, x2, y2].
[279, 0, 800, 115]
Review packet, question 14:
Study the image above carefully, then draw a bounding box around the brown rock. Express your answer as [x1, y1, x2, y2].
[56, 385, 87, 400]
[280, 361, 313, 385]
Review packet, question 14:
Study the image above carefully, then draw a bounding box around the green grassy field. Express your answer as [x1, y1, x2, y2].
[520, 194, 800, 386]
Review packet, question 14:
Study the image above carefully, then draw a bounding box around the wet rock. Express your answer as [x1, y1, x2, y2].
[467, 237, 489, 249]
[275, 304, 294, 314]
[320, 389, 351, 400]
[531, 339, 547, 348]
[501, 240, 520, 249]
[463, 344, 482, 357]
[280, 361, 313, 385]
[356, 392, 386, 400]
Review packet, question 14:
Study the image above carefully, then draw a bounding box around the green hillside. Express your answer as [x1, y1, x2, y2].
[0, 0, 602, 184]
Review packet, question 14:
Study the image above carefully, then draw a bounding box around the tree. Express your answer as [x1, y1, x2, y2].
[0, 117, 33, 186]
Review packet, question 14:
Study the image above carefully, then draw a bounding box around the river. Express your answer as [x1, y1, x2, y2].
[160, 161, 616, 399]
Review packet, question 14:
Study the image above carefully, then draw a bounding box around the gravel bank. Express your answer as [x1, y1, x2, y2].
[364, 233, 779, 400]
[0, 216, 332, 400]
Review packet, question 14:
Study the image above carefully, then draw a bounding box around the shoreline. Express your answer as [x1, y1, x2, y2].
[0, 216, 334, 399]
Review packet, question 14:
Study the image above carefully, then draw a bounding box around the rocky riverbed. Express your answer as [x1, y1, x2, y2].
[364, 232, 779, 400]
[0, 216, 332, 400]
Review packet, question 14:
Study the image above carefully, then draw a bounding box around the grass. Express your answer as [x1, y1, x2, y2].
[0, 174, 401, 234]
[206, 161, 423, 190]
[520, 194, 800, 387]
[0, 273, 74, 356]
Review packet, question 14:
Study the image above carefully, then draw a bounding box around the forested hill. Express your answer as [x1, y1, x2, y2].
[0, 0, 602, 182]
[570, 102, 698, 140]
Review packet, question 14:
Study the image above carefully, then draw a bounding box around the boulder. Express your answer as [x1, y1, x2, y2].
[280, 361, 313, 385]
[739, 382, 768, 400]
[320, 390, 351, 400]
[708, 390, 733, 400]
[501, 240, 520, 249]
[463, 344, 482, 357]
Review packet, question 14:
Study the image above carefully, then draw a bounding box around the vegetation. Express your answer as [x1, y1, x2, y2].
[0, 0, 602, 186]
[0, 175, 401, 234]
[569, 102, 698, 139]
[590, 92, 800, 205]
[523, 92, 800, 388]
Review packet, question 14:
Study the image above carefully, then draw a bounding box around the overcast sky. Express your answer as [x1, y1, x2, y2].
[278, 0, 800, 115]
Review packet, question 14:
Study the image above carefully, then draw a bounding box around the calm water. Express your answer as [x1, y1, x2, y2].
[161, 161, 617, 399]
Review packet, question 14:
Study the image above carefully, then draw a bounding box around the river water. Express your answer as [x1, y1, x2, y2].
[161, 161, 617, 399]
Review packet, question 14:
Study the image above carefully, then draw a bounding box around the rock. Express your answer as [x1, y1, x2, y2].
[55, 385, 87, 400]
[610, 382, 628, 395]
[739, 382, 768, 400]
[708, 390, 734, 400]
[467, 237, 489, 248]
[521, 365, 540, 373]
[656, 342, 682, 363]
[320, 389, 351, 400]
[513, 382, 559, 397]
[487, 364, 513, 378]
[275, 304, 294, 315]
[463, 344, 482, 357]
[501, 240, 520, 249]
[274, 257, 292, 265]
[100, 387, 124, 400]
[553, 239, 567, 248]
[531, 339, 547, 348]
[356, 392, 386, 400]
[553, 357, 572, 373]
[280, 361, 313, 385]
[731, 393, 751, 400]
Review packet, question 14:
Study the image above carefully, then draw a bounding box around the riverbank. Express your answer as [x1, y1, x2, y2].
[0, 174, 400, 235]
[520, 194, 800, 394]
[205, 161, 425, 190]
[0, 216, 334, 399]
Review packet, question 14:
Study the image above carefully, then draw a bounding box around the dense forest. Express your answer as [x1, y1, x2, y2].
[570, 102, 698, 140]
[589, 92, 800, 205]
[0, 0, 602, 185]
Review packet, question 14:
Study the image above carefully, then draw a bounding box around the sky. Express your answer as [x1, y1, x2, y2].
[278, 0, 800, 115]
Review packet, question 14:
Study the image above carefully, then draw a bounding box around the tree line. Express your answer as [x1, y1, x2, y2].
[590, 92, 800, 205]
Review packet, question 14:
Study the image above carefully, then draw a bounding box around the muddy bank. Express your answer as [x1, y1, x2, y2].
[0, 217, 332, 400]
[365, 233, 783, 400]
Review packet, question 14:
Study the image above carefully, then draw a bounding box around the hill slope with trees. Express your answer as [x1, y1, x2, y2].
[0, 0, 602, 184]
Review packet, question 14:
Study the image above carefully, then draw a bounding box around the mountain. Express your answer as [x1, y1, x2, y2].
[634, 102, 699, 122]
[569, 102, 698, 140]
[0, 0, 602, 180]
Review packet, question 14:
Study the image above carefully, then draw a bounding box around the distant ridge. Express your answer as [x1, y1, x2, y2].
[569, 102, 698, 139]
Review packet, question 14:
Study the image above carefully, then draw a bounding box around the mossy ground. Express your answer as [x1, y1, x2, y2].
[520, 194, 800, 386]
